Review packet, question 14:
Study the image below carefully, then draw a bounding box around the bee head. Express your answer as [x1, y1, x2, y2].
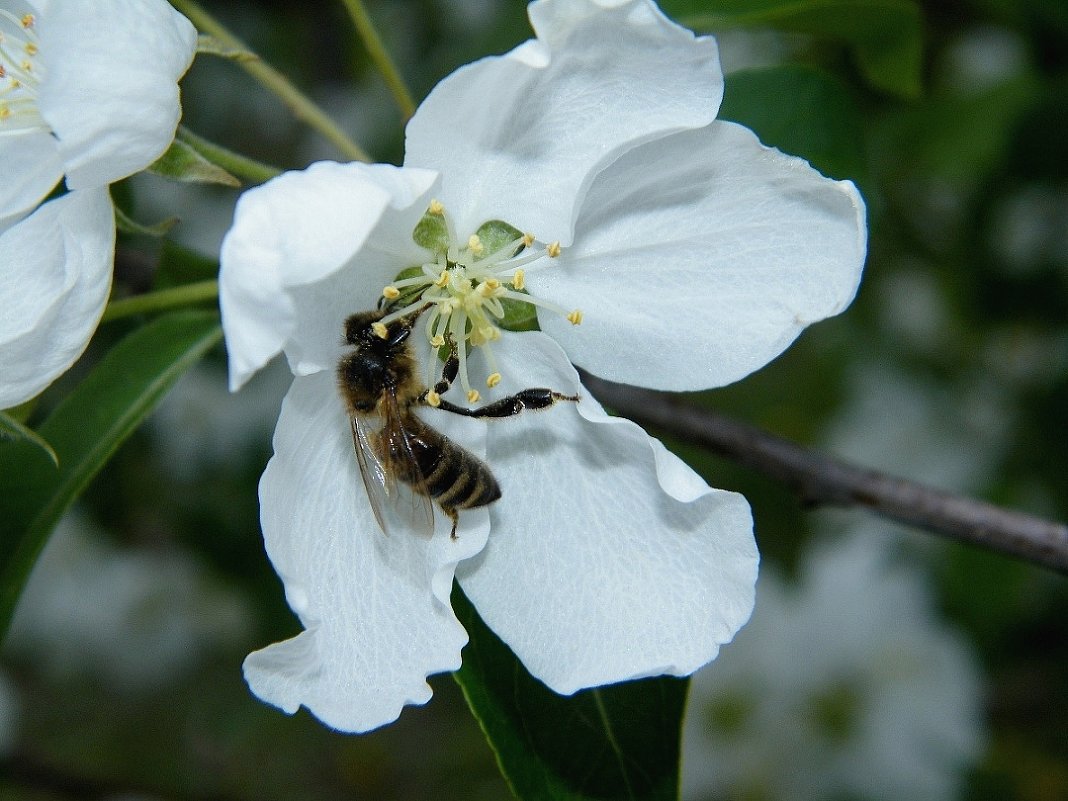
[343, 311, 411, 349]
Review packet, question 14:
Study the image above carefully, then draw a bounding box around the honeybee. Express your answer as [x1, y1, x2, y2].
[337, 305, 578, 538]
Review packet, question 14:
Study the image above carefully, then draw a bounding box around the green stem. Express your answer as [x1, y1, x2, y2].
[177, 126, 283, 184]
[102, 281, 219, 323]
[338, 0, 417, 121]
[169, 0, 371, 162]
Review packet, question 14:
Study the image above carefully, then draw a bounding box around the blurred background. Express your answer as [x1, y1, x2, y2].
[1, 0, 1066, 798]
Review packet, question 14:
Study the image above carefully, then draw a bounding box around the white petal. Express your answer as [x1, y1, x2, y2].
[534, 121, 867, 390]
[456, 332, 758, 694]
[245, 371, 487, 733]
[0, 131, 63, 226]
[404, 0, 721, 243]
[36, 0, 197, 189]
[219, 162, 438, 390]
[0, 188, 113, 409]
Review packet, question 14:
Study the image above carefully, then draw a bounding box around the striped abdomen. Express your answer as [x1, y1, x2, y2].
[397, 413, 501, 519]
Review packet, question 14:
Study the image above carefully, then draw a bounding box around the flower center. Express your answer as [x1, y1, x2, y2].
[0, 10, 47, 134]
[375, 200, 582, 404]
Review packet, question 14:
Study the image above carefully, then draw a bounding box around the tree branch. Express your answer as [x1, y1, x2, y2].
[580, 373, 1068, 575]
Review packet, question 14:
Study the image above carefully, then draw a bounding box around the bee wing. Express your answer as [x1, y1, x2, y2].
[350, 397, 436, 539]
[351, 413, 395, 537]
[381, 392, 436, 539]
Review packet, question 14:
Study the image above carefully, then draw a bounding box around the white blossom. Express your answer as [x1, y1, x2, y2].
[683, 534, 986, 801]
[0, 0, 196, 408]
[220, 0, 866, 733]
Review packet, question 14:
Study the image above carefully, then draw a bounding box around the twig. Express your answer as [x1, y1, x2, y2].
[580, 373, 1068, 575]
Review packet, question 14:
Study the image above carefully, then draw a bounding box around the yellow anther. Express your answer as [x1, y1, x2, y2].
[20, 60, 31, 72]
[429, 334, 445, 348]
[21, 14, 34, 28]
[371, 321, 388, 339]
[425, 390, 442, 407]
[486, 372, 502, 388]
[511, 269, 525, 290]
[0, 65, 5, 79]
[483, 278, 501, 291]
[467, 389, 481, 404]
[434, 270, 449, 288]
[25, 42, 37, 56]
[567, 309, 583, 325]
[522, 233, 535, 247]
[547, 241, 561, 258]
[0, 106, 8, 121]
[382, 286, 401, 300]
[467, 234, 483, 256]
[478, 325, 499, 342]
[428, 199, 444, 215]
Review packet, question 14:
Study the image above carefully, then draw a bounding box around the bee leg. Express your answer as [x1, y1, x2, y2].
[444, 507, 460, 539]
[432, 340, 460, 396]
[435, 388, 579, 419]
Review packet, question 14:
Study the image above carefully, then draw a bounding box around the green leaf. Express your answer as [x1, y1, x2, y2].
[666, 0, 924, 98]
[148, 137, 241, 187]
[0, 310, 222, 637]
[718, 65, 866, 185]
[0, 411, 58, 467]
[453, 588, 688, 801]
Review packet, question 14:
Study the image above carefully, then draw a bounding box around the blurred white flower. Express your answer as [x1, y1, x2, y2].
[6, 512, 250, 692]
[827, 365, 1008, 494]
[220, 0, 865, 733]
[0, 0, 196, 408]
[683, 534, 986, 801]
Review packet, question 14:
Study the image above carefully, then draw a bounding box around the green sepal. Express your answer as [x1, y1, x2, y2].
[148, 137, 241, 188]
[497, 292, 540, 333]
[475, 219, 524, 258]
[413, 210, 449, 252]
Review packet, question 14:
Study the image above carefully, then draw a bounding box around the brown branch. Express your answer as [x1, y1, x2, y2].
[580, 373, 1068, 575]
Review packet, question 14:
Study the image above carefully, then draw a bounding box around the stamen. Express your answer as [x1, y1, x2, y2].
[377, 297, 430, 326]
[20, 14, 34, 29]
[467, 234, 484, 257]
[469, 235, 530, 270]
[425, 390, 442, 407]
[371, 322, 388, 339]
[387, 212, 586, 396]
